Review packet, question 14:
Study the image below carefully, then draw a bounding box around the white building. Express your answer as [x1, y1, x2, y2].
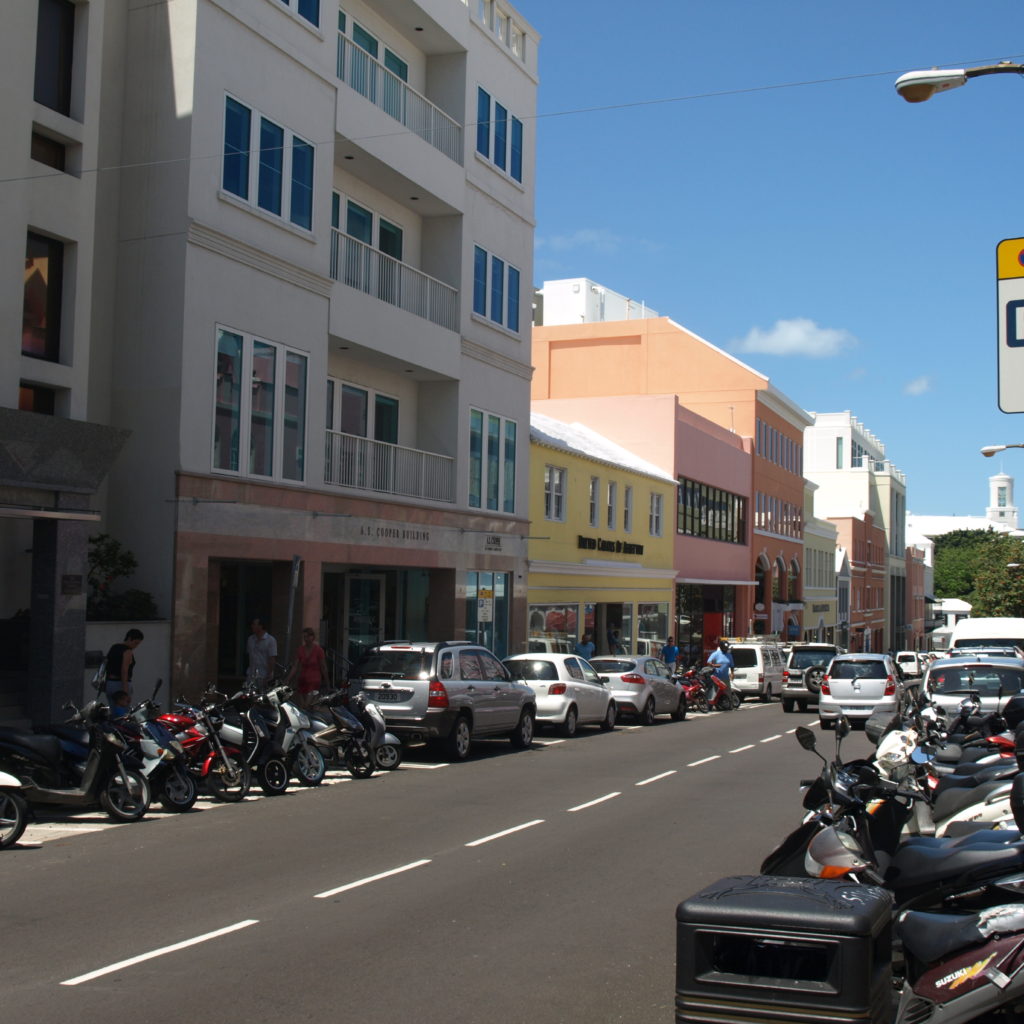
[2, 0, 539, 712]
[536, 278, 659, 326]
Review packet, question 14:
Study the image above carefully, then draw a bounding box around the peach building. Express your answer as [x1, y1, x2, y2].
[533, 314, 812, 652]
[829, 513, 888, 652]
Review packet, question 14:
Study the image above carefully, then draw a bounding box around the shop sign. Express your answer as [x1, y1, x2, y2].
[811, 603, 830, 613]
[577, 535, 644, 556]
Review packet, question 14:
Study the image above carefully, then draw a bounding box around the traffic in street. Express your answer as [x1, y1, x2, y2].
[1, 700, 860, 1024]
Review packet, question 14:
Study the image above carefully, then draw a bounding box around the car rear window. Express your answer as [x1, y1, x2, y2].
[830, 660, 887, 680]
[504, 659, 558, 681]
[590, 659, 636, 674]
[353, 650, 431, 679]
[929, 667, 1024, 696]
[730, 649, 758, 669]
[789, 649, 835, 670]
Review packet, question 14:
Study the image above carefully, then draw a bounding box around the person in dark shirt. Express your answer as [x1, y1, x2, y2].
[105, 628, 144, 698]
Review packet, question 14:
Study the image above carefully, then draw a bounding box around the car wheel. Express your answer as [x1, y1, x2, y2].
[640, 698, 656, 726]
[558, 705, 579, 738]
[445, 716, 473, 761]
[670, 696, 687, 721]
[797, 700, 809, 713]
[599, 701, 617, 731]
[758, 684, 772, 703]
[781, 698, 795, 713]
[510, 709, 535, 748]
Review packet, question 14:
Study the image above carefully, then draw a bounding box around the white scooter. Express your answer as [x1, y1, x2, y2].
[0, 771, 27, 849]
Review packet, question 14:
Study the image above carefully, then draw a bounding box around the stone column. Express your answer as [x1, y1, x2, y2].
[29, 517, 90, 723]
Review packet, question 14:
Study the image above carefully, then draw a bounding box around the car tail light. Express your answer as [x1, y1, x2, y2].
[620, 673, 646, 686]
[549, 683, 567, 696]
[758, 673, 764, 683]
[884, 677, 896, 696]
[782, 670, 791, 680]
[428, 681, 449, 708]
[821, 677, 831, 695]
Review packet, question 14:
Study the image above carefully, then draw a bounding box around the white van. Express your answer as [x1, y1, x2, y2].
[948, 618, 1024, 653]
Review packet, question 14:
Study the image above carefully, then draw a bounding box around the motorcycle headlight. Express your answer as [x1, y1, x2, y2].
[804, 825, 872, 879]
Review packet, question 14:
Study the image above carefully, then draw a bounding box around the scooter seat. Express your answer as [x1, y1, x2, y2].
[899, 905, 1024, 965]
[0, 726, 63, 766]
[931, 778, 1013, 822]
[934, 763, 1017, 795]
[34, 723, 90, 747]
[887, 838, 1024, 896]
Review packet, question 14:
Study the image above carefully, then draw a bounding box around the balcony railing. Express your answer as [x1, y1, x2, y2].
[325, 430, 456, 503]
[329, 230, 459, 332]
[337, 34, 463, 165]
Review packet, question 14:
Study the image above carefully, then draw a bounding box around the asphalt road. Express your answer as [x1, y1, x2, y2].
[1, 703, 873, 1023]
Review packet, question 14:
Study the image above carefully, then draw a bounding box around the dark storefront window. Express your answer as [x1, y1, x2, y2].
[677, 477, 747, 544]
[466, 571, 509, 657]
[676, 584, 736, 664]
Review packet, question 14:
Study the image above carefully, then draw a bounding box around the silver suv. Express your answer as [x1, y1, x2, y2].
[348, 641, 537, 761]
[781, 643, 840, 713]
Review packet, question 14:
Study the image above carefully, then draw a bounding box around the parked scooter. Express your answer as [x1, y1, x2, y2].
[0, 700, 150, 822]
[309, 690, 392, 777]
[676, 663, 710, 714]
[260, 685, 328, 785]
[204, 687, 291, 796]
[0, 770, 27, 849]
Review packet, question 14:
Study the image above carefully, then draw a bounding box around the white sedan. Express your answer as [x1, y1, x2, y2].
[503, 653, 617, 737]
[588, 656, 686, 725]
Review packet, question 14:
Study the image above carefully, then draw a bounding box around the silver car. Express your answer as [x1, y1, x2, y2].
[503, 654, 617, 736]
[818, 653, 905, 729]
[924, 656, 1024, 717]
[587, 656, 686, 725]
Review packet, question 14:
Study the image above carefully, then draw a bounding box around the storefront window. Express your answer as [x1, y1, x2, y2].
[527, 604, 577, 653]
[465, 571, 509, 657]
[637, 603, 668, 651]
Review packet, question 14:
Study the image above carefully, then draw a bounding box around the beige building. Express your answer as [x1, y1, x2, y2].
[2, 0, 539, 715]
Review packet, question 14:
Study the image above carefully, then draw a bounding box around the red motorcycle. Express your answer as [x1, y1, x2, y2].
[157, 698, 251, 801]
[676, 664, 710, 714]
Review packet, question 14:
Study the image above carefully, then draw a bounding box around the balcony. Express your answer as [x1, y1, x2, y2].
[337, 34, 463, 165]
[325, 430, 455, 503]
[330, 230, 459, 333]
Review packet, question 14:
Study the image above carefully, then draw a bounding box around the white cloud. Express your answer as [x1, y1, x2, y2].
[904, 375, 932, 396]
[733, 318, 857, 358]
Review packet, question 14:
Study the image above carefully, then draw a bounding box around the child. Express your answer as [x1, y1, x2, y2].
[110, 690, 132, 718]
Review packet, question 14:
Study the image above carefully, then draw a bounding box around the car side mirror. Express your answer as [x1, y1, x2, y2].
[599, 676, 609, 683]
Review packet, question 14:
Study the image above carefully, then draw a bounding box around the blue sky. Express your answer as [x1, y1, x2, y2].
[516, 0, 1024, 517]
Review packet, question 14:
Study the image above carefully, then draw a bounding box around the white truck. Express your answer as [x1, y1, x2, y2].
[948, 617, 1024, 653]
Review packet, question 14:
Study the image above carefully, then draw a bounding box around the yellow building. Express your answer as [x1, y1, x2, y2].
[527, 412, 677, 657]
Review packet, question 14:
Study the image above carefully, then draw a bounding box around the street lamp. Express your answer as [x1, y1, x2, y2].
[895, 62, 1024, 103]
[981, 443, 1024, 457]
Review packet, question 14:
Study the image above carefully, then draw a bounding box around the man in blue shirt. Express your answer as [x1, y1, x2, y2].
[574, 633, 596, 660]
[661, 637, 680, 671]
[706, 639, 734, 707]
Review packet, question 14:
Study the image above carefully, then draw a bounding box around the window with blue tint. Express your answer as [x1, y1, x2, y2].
[352, 22, 379, 57]
[486, 414, 501, 511]
[507, 266, 520, 332]
[476, 87, 490, 157]
[473, 246, 488, 316]
[493, 102, 507, 170]
[258, 118, 284, 215]
[510, 117, 523, 182]
[490, 256, 504, 324]
[346, 201, 373, 244]
[469, 410, 483, 508]
[503, 421, 516, 513]
[297, 0, 319, 26]
[290, 136, 313, 229]
[331, 191, 340, 229]
[223, 98, 251, 198]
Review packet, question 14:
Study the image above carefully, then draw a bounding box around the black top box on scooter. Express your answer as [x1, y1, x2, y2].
[675, 875, 892, 1024]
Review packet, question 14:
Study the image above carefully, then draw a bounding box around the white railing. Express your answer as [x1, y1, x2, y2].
[324, 430, 456, 503]
[329, 230, 459, 333]
[337, 34, 463, 165]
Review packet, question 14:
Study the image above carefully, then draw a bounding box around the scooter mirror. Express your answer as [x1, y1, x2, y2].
[795, 726, 817, 751]
[836, 716, 852, 740]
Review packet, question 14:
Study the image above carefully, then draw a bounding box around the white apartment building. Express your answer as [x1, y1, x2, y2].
[537, 277, 659, 326]
[803, 411, 908, 650]
[2, 0, 539, 711]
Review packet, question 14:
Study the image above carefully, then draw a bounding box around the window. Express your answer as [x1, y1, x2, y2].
[677, 477, 747, 544]
[544, 465, 567, 521]
[23, 232, 64, 362]
[589, 476, 600, 528]
[221, 97, 314, 230]
[278, 0, 320, 27]
[470, 409, 516, 513]
[327, 379, 399, 444]
[34, 0, 75, 116]
[623, 486, 633, 532]
[476, 1, 527, 63]
[649, 492, 663, 537]
[31, 132, 66, 172]
[475, 87, 524, 182]
[213, 328, 307, 481]
[607, 482, 617, 530]
[19, 384, 56, 415]
[472, 246, 521, 332]
[836, 436, 844, 469]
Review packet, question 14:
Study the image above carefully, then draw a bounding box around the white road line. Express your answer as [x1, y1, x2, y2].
[314, 859, 432, 899]
[466, 819, 545, 846]
[761, 734, 782, 743]
[636, 771, 676, 787]
[533, 738, 565, 746]
[729, 744, 754, 754]
[398, 762, 448, 770]
[61, 920, 259, 986]
[688, 755, 721, 767]
[568, 793, 620, 812]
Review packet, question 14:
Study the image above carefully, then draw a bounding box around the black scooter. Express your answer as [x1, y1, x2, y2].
[0, 700, 150, 822]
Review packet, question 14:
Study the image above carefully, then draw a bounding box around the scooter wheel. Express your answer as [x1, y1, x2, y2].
[158, 766, 198, 812]
[100, 769, 151, 822]
[348, 744, 376, 779]
[0, 790, 28, 849]
[374, 742, 403, 771]
[258, 758, 290, 795]
[292, 742, 327, 786]
[206, 757, 251, 802]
